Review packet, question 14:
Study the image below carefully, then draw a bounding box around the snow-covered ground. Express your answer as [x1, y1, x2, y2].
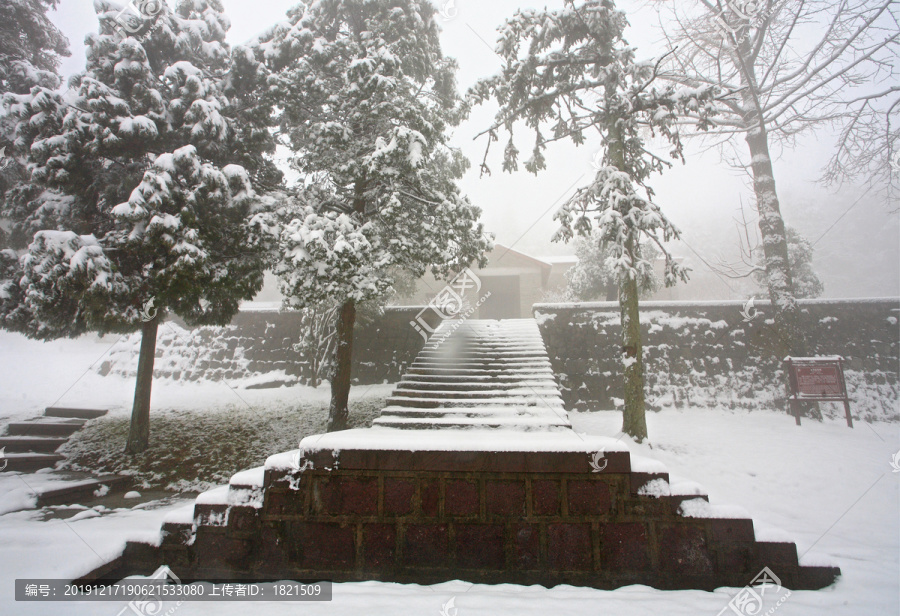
[0, 332, 898, 615]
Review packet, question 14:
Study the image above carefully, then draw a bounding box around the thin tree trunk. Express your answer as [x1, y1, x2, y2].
[734, 34, 807, 359]
[327, 299, 356, 432]
[745, 126, 806, 358]
[620, 232, 648, 442]
[125, 314, 160, 455]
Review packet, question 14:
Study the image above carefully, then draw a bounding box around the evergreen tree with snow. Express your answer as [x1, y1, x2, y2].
[754, 227, 823, 300]
[566, 233, 661, 302]
[471, 0, 716, 441]
[0, 0, 281, 453]
[251, 0, 491, 432]
[0, 0, 70, 248]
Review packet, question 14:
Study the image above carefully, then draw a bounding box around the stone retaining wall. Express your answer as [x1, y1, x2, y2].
[101, 306, 434, 387]
[534, 299, 900, 421]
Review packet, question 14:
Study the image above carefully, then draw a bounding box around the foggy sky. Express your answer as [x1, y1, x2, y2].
[47, 0, 899, 299]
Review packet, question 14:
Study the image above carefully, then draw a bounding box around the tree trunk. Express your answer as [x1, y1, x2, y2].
[745, 126, 806, 358]
[125, 314, 160, 455]
[733, 34, 807, 359]
[327, 299, 356, 432]
[620, 232, 648, 442]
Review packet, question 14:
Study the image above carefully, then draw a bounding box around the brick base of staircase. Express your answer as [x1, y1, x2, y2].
[81, 444, 838, 591]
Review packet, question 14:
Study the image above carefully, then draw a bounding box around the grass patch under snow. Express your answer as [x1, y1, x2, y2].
[57, 394, 386, 493]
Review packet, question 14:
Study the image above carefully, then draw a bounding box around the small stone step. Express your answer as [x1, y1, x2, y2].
[406, 367, 554, 376]
[418, 350, 547, 358]
[372, 416, 571, 430]
[392, 388, 563, 399]
[0, 436, 68, 452]
[44, 407, 108, 420]
[0, 452, 64, 473]
[401, 373, 556, 383]
[395, 380, 558, 391]
[410, 363, 553, 373]
[379, 406, 560, 418]
[424, 342, 545, 350]
[413, 357, 551, 365]
[386, 396, 564, 409]
[6, 419, 86, 437]
[35, 475, 131, 506]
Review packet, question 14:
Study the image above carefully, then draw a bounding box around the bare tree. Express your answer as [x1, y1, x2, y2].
[651, 0, 898, 355]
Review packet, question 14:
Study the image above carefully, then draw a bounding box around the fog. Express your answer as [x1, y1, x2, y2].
[48, 0, 900, 299]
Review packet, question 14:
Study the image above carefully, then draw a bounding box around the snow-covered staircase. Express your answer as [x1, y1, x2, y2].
[374, 319, 570, 430]
[0, 407, 108, 473]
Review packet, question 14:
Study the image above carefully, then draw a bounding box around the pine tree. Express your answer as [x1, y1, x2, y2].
[252, 0, 491, 431]
[471, 0, 715, 441]
[566, 233, 661, 302]
[0, 0, 280, 453]
[754, 227, 823, 300]
[0, 0, 70, 248]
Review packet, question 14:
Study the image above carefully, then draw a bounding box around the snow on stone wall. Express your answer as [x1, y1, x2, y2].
[99, 306, 432, 388]
[534, 298, 900, 422]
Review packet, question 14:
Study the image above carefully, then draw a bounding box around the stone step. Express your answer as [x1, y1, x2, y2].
[0, 452, 65, 473]
[371, 416, 571, 430]
[6, 419, 86, 437]
[44, 407, 108, 420]
[411, 361, 553, 370]
[391, 388, 563, 400]
[385, 396, 564, 409]
[395, 380, 558, 392]
[418, 349, 546, 357]
[413, 355, 551, 363]
[0, 436, 68, 453]
[35, 475, 131, 506]
[406, 366, 554, 376]
[378, 406, 564, 418]
[401, 372, 556, 382]
[423, 341, 545, 349]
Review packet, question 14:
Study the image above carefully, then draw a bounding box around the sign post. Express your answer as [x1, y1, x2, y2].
[783, 356, 853, 428]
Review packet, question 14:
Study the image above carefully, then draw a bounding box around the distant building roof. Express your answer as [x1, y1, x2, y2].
[539, 255, 578, 265]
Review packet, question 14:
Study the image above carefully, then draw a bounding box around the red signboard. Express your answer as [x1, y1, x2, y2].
[793, 364, 844, 398]
[783, 356, 853, 428]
